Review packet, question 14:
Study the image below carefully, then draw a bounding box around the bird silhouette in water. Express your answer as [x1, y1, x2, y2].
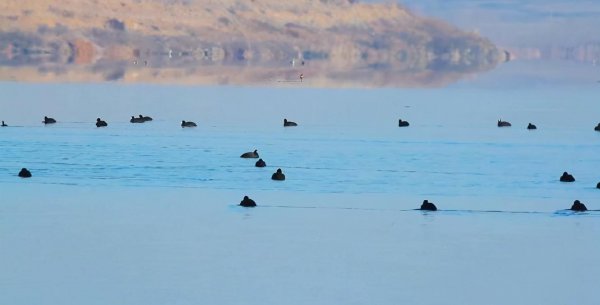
[283, 119, 298, 127]
[255, 159, 266, 167]
[43, 116, 57, 124]
[419, 200, 437, 211]
[240, 150, 259, 158]
[570, 200, 587, 212]
[271, 168, 286, 181]
[96, 118, 108, 127]
[130, 116, 144, 123]
[239, 196, 256, 207]
[181, 120, 197, 127]
[18, 168, 32, 178]
[560, 172, 575, 182]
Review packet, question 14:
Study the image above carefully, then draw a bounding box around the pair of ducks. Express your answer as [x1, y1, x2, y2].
[130, 115, 153, 123]
[40, 116, 108, 127]
[498, 120, 538, 129]
[45, 116, 105, 126]
[419, 200, 590, 212]
[114, 117, 197, 127]
[240, 150, 286, 180]
[240, 197, 438, 210]
[399, 119, 536, 129]
[130, 116, 197, 127]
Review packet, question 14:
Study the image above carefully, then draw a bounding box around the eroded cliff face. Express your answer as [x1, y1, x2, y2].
[0, 0, 505, 87]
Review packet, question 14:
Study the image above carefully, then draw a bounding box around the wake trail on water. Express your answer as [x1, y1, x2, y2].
[243, 205, 600, 216]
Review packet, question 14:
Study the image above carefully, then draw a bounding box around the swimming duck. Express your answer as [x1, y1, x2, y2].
[497, 119, 511, 127]
[527, 123, 537, 130]
[420, 200, 437, 211]
[398, 119, 410, 127]
[570, 200, 587, 212]
[181, 120, 197, 127]
[96, 118, 108, 127]
[240, 149, 259, 158]
[1, 121, 7, 127]
[271, 168, 285, 181]
[239, 196, 257, 207]
[560, 172, 575, 182]
[595, 123, 600, 131]
[43, 116, 56, 124]
[255, 159, 266, 167]
[284, 119, 298, 127]
[139, 114, 153, 121]
[130, 116, 145, 123]
[596, 182, 600, 189]
[18, 168, 32, 178]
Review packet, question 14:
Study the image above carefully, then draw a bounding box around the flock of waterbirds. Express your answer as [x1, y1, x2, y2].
[4, 115, 600, 212]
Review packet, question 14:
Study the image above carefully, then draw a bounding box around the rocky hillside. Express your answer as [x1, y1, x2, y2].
[0, 0, 506, 87]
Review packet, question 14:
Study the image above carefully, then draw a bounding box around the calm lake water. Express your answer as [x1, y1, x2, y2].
[1, 77, 599, 206]
[1, 62, 600, 305]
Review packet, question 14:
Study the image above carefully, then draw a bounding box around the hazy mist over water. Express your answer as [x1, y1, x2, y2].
[398, 0, 600, 47]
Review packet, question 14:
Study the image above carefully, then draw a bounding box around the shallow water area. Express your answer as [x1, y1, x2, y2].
[1, 72, 600, 304]
[1, 184, 600, 305]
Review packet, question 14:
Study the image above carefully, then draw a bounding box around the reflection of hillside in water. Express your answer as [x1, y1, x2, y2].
[0, 0, 506, 88]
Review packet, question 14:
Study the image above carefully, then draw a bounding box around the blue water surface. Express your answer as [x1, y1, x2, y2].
[1, 81, 598, 208]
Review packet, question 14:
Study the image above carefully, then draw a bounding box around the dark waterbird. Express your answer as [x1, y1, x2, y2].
[139, 114, 153, 122]
[1, 121, 6, 127]
[255, 159, 266, 167]
[570, 200, 587, 212]
[595, 123, 600, 131]
[96, 118, 108, 127]
[497, 119, 511, 127]
[130, 116, 145, 123]
[181, 120, 197, 127]
[398, 119, 409, 127]
[18, 168, 32, 178]
[283, 119, 298, 127]
[527, 123, 537, 130]
[43, 116, 56, 124]
[419, 200, 437, 211]
[597, 182, 600, 189]
[239, 196, 257, 207]
[271, 168, 286, 181]
[560, 172, 575, 182]
[240, 149, 259, 158]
